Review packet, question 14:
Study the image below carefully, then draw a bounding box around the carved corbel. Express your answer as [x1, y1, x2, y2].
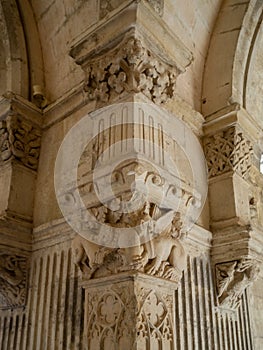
[215, 258, 260, 310]
[0, 114, 41, 170]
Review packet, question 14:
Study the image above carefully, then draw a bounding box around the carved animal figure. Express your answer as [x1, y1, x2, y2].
[72, 211, 186, 282]
[72, 235, 124, 279]
[216, 258, 260, 309]
[137, 215, 187, 280]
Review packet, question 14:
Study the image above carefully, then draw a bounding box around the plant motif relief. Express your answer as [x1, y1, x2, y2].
[0, 115, 41, 170]
[84, 36, 178, 105]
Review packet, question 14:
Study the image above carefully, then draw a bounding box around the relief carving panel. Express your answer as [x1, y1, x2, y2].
[84, 35, 178, 105]
[215, 258, 260, 310]
[85, 276, 174, 349]
[204, 127, 253, 179]
[72, 210, 186, 283]
[0, 252, 28, 308]
[0, 115, 41, 170]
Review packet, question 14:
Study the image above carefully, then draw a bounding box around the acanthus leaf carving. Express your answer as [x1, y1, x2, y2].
[215, 258, 260, 310]
[0, 252, 28, 308]
[204, 127, 253, 179]
[0, 115, 41, 170]
[83, 35, 179, 105]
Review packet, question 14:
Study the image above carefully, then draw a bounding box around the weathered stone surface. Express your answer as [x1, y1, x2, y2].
[1, 0, 263, 349]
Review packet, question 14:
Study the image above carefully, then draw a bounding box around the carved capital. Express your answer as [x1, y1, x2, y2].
[204, 126, 253, 179]
[72, 210, 186, 283]
[215, 258, 260, 310]
[0, 115, 41, 170]
[83, 34, 179, 105]
[0, 252, 28, 309]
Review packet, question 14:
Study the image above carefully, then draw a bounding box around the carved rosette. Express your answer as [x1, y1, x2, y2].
[0, 115, 41, 170]
[215, 258, 260, 310]
[83, 35, 179, 105]
[204, 126, 253, 179]
[83, 273, 175, 349]
[0, 252, 28, 309]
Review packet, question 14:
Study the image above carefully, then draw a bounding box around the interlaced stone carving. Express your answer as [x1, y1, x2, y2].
[0, 253, 28, 308]
[84, 36, 178, 104]
[0, 115, 41, 170]
[204, 127, 253, 178]
[215, 258, 260, 310]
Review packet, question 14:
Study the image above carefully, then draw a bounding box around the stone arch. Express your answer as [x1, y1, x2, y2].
[202, 0, 263, 118]
[0, 0, 44, 100]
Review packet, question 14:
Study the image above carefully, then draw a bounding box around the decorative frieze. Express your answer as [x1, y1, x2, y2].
[215, 258, 260, 310]
[84, 35, 178, 105]
[0, 252, 28, 308]
[204, 126, 253, 179]
[0, 115, 41, 170]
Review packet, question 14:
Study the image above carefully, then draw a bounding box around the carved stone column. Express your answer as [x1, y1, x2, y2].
[65, 2, 207, 349]
[203, 106, 263, 312]
[0, 93, 42, 310]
